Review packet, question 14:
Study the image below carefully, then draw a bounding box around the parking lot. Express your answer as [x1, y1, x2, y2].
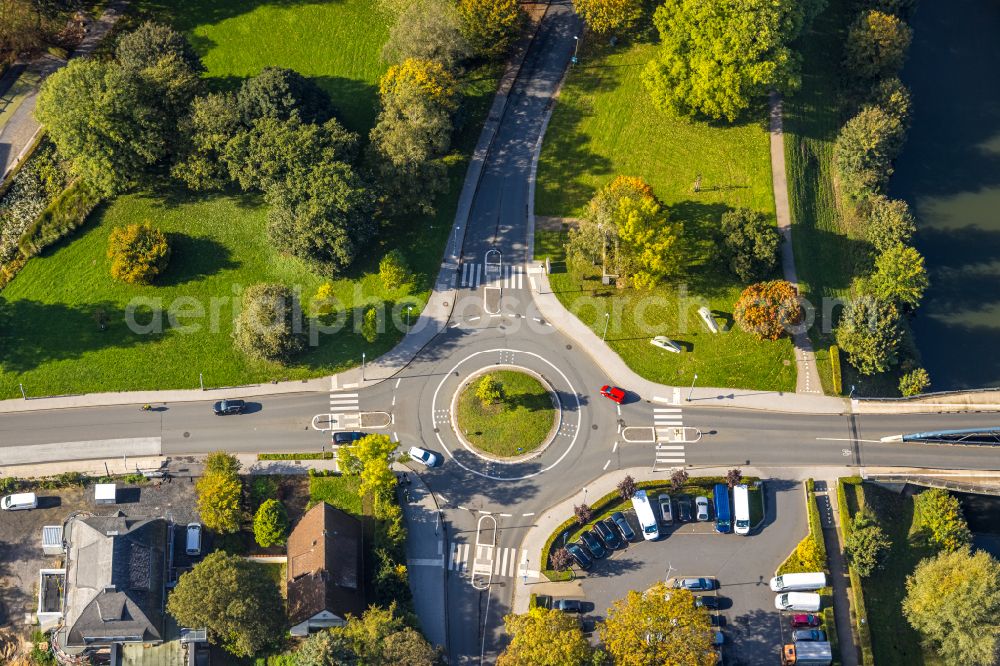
[547, 480, 806, 665]
[0, 476, 200, 632]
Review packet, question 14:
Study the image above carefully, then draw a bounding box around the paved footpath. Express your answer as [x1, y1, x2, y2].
[815, 479, 860, 666]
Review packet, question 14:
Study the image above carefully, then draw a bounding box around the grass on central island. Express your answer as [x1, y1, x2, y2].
[534, 39, 795, 392]
[456, 370, 556, 457]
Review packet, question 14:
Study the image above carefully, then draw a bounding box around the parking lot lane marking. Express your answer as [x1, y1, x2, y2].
[603, 459, 611, 471]
[522, 512, 535, 517]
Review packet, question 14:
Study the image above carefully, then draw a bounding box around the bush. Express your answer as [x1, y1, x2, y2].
[475, 374, 504, 406]
[834, 105, 904, 202]
[550, 547, 572, 571]
[232, 283, 306, 362]
[830, 345, 843, 395]
[18, 179, 102, 258]
[864, 194, 915, 252]
[733, 280, 802, 341]
[458, 0, 524, 58]
[379, 249, 411, 290]
[845, 10, 912, 81]
[0, 138, 68, 267]
[383, 0, 470, 68]
[253, 499, 289, 547]
[250, 476, 280, 509]
[719, 207, 780, 283]
[915, 488, 972, 552]
[107, 222, 170, 284]
[574, 503, 593, 525]
[867, 77, 911, 127]
[899, 367, 930, 396]
[836, 295, 901, 375]
[617, 475, 637, 500]
[845, 511, 892, 577]
[870, 243, 928, 309]
[573, 0, 643, 36]
[360, 305, 379, 343]
[670, 469, 689, 491]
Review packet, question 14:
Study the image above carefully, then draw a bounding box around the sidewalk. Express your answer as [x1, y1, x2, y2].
[815, 479, 860, 666]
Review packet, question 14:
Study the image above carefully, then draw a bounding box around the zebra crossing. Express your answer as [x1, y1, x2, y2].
[653, 407, 686, 468]
[448, 542, 536, 579]
[459, 263, 525, 289]
[329, 392, 360, 432]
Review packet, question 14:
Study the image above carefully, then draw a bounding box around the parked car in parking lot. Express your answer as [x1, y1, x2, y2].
[793, 629, 826, 642]
[212, 399, 245, 415]
[566, 543, 592, 570]
[581, 530, 608, 559]
[790, 614, 822, 628]
[535, 595, 553, 609]
[553, 599, 583, 613]
[595, 519, 624, 550]
[675, 577, 716, 591]
[611, 511, 636, 542]
[677, 496, 693, 522]
[775, 592, 822, 612]
[658, 493, 673, 524]
[695, 496, 710, 521]
[695, 595, 720, 610]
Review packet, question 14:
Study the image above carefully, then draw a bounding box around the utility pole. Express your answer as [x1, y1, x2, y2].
[687, 374, 698, 402]
[362, 352, 366, 382]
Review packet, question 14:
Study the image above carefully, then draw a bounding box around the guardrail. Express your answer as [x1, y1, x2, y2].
[866, 475, 1000, 496]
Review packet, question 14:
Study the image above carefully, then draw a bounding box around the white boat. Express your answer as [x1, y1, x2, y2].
[650, 336, 681, 353]
[698, 307, 720, 334]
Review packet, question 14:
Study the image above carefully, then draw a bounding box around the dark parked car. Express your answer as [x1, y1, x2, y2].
[709, 614, 722, 627]
[580, 530, 608, 559]
[676, 496, 693, 522]
[790, 614, 822, 628]
[595, 519, 624, 550]
[212, 399, 245, 415]
[695, 595, 720, 610]
[793, 629, 826, 642]
[553, 599, 583, 613]
[534, 595, 553, 610]
[674, 577, 716, 591]
[566, 543, 592, 570]
[611, 511, 636, 542]
[333, 431, 366, 445]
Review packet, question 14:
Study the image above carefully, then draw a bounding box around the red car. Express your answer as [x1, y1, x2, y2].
[790, 614, 821, 628]
[600, 385, 626, 404]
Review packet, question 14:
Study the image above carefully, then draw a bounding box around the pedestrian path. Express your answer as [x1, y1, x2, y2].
[815, 480, 860, 666]
[448, 541, 538, 580]
[653, 406, 686, 469]
[459, 262, 524, 289]
[328, 390, 360, 431]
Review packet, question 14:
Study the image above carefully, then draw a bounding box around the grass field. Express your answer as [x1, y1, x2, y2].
[534, 40, 795, 392]
[456, 370, 556, 457]
[0, 0, 500, 398]
[308, 474, 363, 516]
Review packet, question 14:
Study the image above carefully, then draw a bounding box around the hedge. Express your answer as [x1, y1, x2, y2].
[777, 478, 827, 575]
[830, 345, 843, 395]
[18, 178, 102, 258]
[258, 452, 335, 460]
[838, 476, 874, 666]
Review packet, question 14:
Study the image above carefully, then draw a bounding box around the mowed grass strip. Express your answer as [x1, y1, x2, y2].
[308, 474, 363, 517]
[534, 40, 795, 392]
[456, 370, 556, 457]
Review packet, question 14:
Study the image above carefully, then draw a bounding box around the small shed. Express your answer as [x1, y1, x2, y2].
[42, 525, 64, 555]
[94, 483, 116, 505]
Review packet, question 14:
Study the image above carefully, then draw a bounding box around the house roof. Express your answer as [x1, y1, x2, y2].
[62, 513, 167, 647]
[286, 502, 364, 625]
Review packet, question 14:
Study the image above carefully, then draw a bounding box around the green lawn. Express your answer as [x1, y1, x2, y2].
[456, 370, 556, 457]
[534, 40, 794, 392]
[308, 474, 363, 516]
[0, 0, 501, 399]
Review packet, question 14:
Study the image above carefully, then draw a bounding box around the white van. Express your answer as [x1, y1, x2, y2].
[631, 490, 660, 541]
[774, 592, 822, 612]
[770, 572, 827, 592]
[186, 523, 202, 556]
[1, 492, 38, 511]
[733, 484, 751, 535]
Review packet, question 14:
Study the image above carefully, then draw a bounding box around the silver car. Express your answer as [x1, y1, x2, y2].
[695, 496, 710, 521]
[409, 446, 439, 467]
[658, 493, 673, 524]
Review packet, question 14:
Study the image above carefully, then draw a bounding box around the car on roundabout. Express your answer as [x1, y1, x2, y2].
[600, 385, 626, 404]
[408, 446, 439, 467]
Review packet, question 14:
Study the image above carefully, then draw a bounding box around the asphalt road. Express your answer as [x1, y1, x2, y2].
[3, 1, 1000, 662]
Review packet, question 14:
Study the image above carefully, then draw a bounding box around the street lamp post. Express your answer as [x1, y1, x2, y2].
[686, 373, 698, 402]
[572, 36, 579, 64]
[362, 352, 366, 382]
[602, 312, 610, 341]
[406, 305, 413, 331]
[583, 486, 588, 505]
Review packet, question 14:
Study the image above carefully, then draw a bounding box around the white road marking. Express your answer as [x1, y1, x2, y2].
[612, 440, 619, 452]
[499, 513, 512, 517]
[529, 276, 537, 291]
[603, 459, 611, 470]
[522, 512, 535, 517]
[409, 558, 444, 566]
[656, 445, 686, 450]
[616, 404, 621, 416]
[652, 396, 671, 403]
[478, 510, 492, 515]
[469, 316, 480, 322]
[393, 431, 398, 442]
[816, 438, 883, 443]
[438, 494, 448, 504]
[395, 378, 402, 389]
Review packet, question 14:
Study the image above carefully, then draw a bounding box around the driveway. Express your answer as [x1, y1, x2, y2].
[563, 479, 804, 665]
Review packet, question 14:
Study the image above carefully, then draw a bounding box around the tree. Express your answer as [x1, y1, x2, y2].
[106, 223, 170, 284]
[550, 547, 573, 572]
[253, 499, 289, 547]
[236, 66, 332, 125]
[335, 434, 399, 516]
[383, 0, 470, 68]
[868, 77, 911, 127]
[903, 549, 1000, 666]
[498, 607, 591, 666]
[380, 249, 412, 290]
[295, 604, 436, 665]
[643, 0, 818, 121]
[834, 104, 905, 202]
[167, 552, 284, 657]
[670, 469, 689, 492]
[232, 283, 306, 362]
[360, 306, 379, 343]
[195, 467, 242, 534]
[574, 503, 593, 525]
[845, 10, 912, 80]
[865, 194, 915, 252]
[870, 244, 928, 309]
[899, 367, 930, 397]
[836, 295, 901, 374]
[573, 0, 642, 36]
[617, 475, 637, 500]
[204, 451, 241, 476]
[173, 91, 242, 191]
[914, 488, 972, 553]
[726, 469, 743, 488]
[601, 582, 716, 666]
[719, 208, 780, 282]
[845, 511, 891, 577]
[476, 374, 504, 406]
[296, 630, 357, 666]
[115, 21, 204, 74]
[733, 280, 802, 341]
[458, 0, 524, 58]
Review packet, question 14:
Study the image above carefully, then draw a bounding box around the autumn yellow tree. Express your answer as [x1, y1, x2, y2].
[379, 58, 458, 110]
[196, 466, 243, 534]
[497, 607, 591, 666]
[573, 0, 642, 35]
[107, 223, 171, 284]
[458, 0, 525, 57]
[601, 583, 716, 666]
[733, 280, 802, 341]
[336, 433, 399, 518]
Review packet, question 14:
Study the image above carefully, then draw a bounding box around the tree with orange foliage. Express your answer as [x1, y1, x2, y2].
[733, 280, 802, 340]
